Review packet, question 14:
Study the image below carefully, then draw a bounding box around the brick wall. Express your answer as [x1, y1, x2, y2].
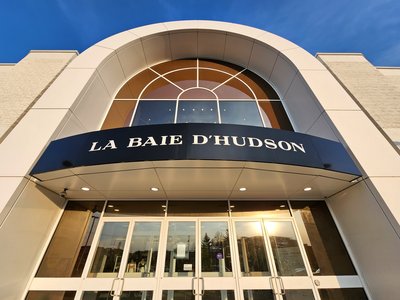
[0, 51, 77, 142]
[317, 54, 400, 148]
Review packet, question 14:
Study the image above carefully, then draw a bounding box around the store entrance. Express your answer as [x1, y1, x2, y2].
[75, 217, 317, 300]
[27, 200, 368, 300]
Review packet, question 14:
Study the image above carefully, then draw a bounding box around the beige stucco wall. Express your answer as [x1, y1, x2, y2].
[0, 51, 77, 142]
[317, 54, 400, 148]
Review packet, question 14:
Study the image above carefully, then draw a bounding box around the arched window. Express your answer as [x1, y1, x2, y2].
[102, 59, 293, 131]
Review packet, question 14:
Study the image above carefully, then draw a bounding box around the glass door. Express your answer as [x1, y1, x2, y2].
[121, 221, 161, 300]
[199, 220, 236, 300]
[159, 219, 237, 300]
[159, 220, 196, 300]
[78, 218, 162, 300]
[233, 219, 317, 300]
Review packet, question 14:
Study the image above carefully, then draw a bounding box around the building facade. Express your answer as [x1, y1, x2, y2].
[0, 21, 399, 300]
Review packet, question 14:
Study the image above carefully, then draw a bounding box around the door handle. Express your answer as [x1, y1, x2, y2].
[268, 277, 276, 295]
[110, 278, 118, 297]
[199, 277, 205, 296]
[268, 277, 275, 294]
[192, 277, 197, 295]
[276, 277, 285, 296]
[118, 278, 125, 297]
[110, 278, 124, 297]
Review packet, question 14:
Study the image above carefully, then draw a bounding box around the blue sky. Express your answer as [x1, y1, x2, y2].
[1, 0, 399, 66]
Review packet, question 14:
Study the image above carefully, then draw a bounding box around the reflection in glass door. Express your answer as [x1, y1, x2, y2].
[200, 221, 235, 300]
[88, 222, 129, 278]
[234, 219, 316, 300]
[125, 222, 161, 278]
[80, 219, 162, 300]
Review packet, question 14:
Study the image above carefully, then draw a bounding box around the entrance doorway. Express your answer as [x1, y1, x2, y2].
[27, 201, 367, 300]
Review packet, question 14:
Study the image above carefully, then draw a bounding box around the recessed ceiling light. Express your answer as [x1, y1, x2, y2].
[280, 205, 286, 208]
[81, 187, 90, 191]
[239, 187, 247, 192]
[107, 204, 114, 208]
[114, 209, 120, 212]
[304, 187, 312, 192]
[151, 187, 159, 192]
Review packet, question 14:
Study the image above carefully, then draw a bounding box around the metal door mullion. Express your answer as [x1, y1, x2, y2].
[118, 220, 135, 279]
[196, 219, 202, 296]
[261, 219, 280, 277]
[262, 218, 282, 298]
[154, 218, 169, 300]
[228, 219, 245, 300]
[73, 290, 80, 300]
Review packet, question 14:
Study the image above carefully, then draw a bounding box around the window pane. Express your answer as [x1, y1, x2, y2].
[162, 290, 195, 300]
[153, 59, 197, 74]
[167, 201, 228, 216]
[237, 70, 279, 99]
[283, 290, 315, 300]
[89, 222, 129, 277]
[265, 221, 307, 276]
[141, 78, 181, 99]
[132, 101, 176, 126]
[165, 69, 197, 90]
[164, 222, 196, 277]
[104, 201, 166, 217]
[125, 222, 161, 278]
[121, 291, 153, 300]
[319, 288, 368, 300]
[102, 100, 137, 130]
[235, 221, 270, 276]
[199, 68, 232, 89]
[81, 291, 112, 300]
[199, 59, 243, 75]
[36, 201, 104, 277]
[177, 100, 218, 123]
[180, 88, 217, 99]
[203, 290, 235, 300]
[220, 101, 263, 127]
[214, 77, 253, 99]
[243, 290, 274, 300]
[25, 291, 76, 300]
[116, 69, 158, 99]
[201, 222, 232, 277]
[258, 101, 293, 131]
[230, 201, 290, 218]
[291, 201, 357, 275]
